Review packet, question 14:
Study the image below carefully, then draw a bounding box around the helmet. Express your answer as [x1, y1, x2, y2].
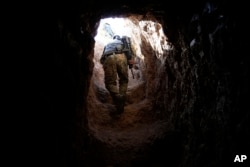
[113, 35, 121, 40]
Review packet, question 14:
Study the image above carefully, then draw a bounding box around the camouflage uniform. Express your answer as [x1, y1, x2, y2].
[103, 53, 128, 99]
[100, 36, 132, 115]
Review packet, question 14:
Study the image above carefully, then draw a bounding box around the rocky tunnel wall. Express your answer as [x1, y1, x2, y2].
[41, 0, 249, 166]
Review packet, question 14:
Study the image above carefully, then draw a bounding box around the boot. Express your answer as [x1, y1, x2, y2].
[110, 94, 125, 118]
[115, 94, 125, 115]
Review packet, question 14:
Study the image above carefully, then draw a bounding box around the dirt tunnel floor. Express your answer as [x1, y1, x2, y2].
[86, 79, 181, 166]
[85, 17, 179, 165]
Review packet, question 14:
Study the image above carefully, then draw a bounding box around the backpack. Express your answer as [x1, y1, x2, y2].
[103, 39, 124, 55]
[100, 36, 133, 65]
[121, 36, 133, 60]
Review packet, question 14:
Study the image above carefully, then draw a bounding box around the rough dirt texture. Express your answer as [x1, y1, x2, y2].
[86, 16, 173, 166]
[36, 0, 249, 167]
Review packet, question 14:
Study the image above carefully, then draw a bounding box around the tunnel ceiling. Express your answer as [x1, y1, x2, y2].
[32, 0, 250, 167]
[88, 14, 172, 151]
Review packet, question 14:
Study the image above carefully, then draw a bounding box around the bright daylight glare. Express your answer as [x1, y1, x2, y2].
[94, 17, 171, 62]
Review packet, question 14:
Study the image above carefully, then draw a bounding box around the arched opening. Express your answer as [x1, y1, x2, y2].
[92, 17, 145, 94]
[38, 1, 249, 167]
[86, 15, 175, 165]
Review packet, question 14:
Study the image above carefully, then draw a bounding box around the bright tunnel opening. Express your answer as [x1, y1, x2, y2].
[93, 17, 171, 90]
[86, 15, 175, 157]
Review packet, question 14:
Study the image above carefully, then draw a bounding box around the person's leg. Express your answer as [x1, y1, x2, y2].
[116, 54, 128, 96]
[103, 55, 119, 100]
[115, 54, 128, 114]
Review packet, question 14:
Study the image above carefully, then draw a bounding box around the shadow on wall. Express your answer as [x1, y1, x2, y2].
[84, 15, 177, 165]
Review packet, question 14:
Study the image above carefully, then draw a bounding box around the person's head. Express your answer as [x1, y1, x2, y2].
[113, 35, 121, 40]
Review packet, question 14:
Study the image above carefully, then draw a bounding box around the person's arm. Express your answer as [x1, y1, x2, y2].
[128, 44, 136, 68]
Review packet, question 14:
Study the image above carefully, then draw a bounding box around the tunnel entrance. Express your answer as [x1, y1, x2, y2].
[86, 15, 175, 166]
[47, 1, 249, 166]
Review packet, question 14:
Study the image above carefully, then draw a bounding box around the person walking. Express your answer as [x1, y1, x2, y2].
[100, 35, 135, 117]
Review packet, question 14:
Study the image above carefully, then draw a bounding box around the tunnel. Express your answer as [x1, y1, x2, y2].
[35, 0, 249, 167]
[87, 15, 177, 166]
